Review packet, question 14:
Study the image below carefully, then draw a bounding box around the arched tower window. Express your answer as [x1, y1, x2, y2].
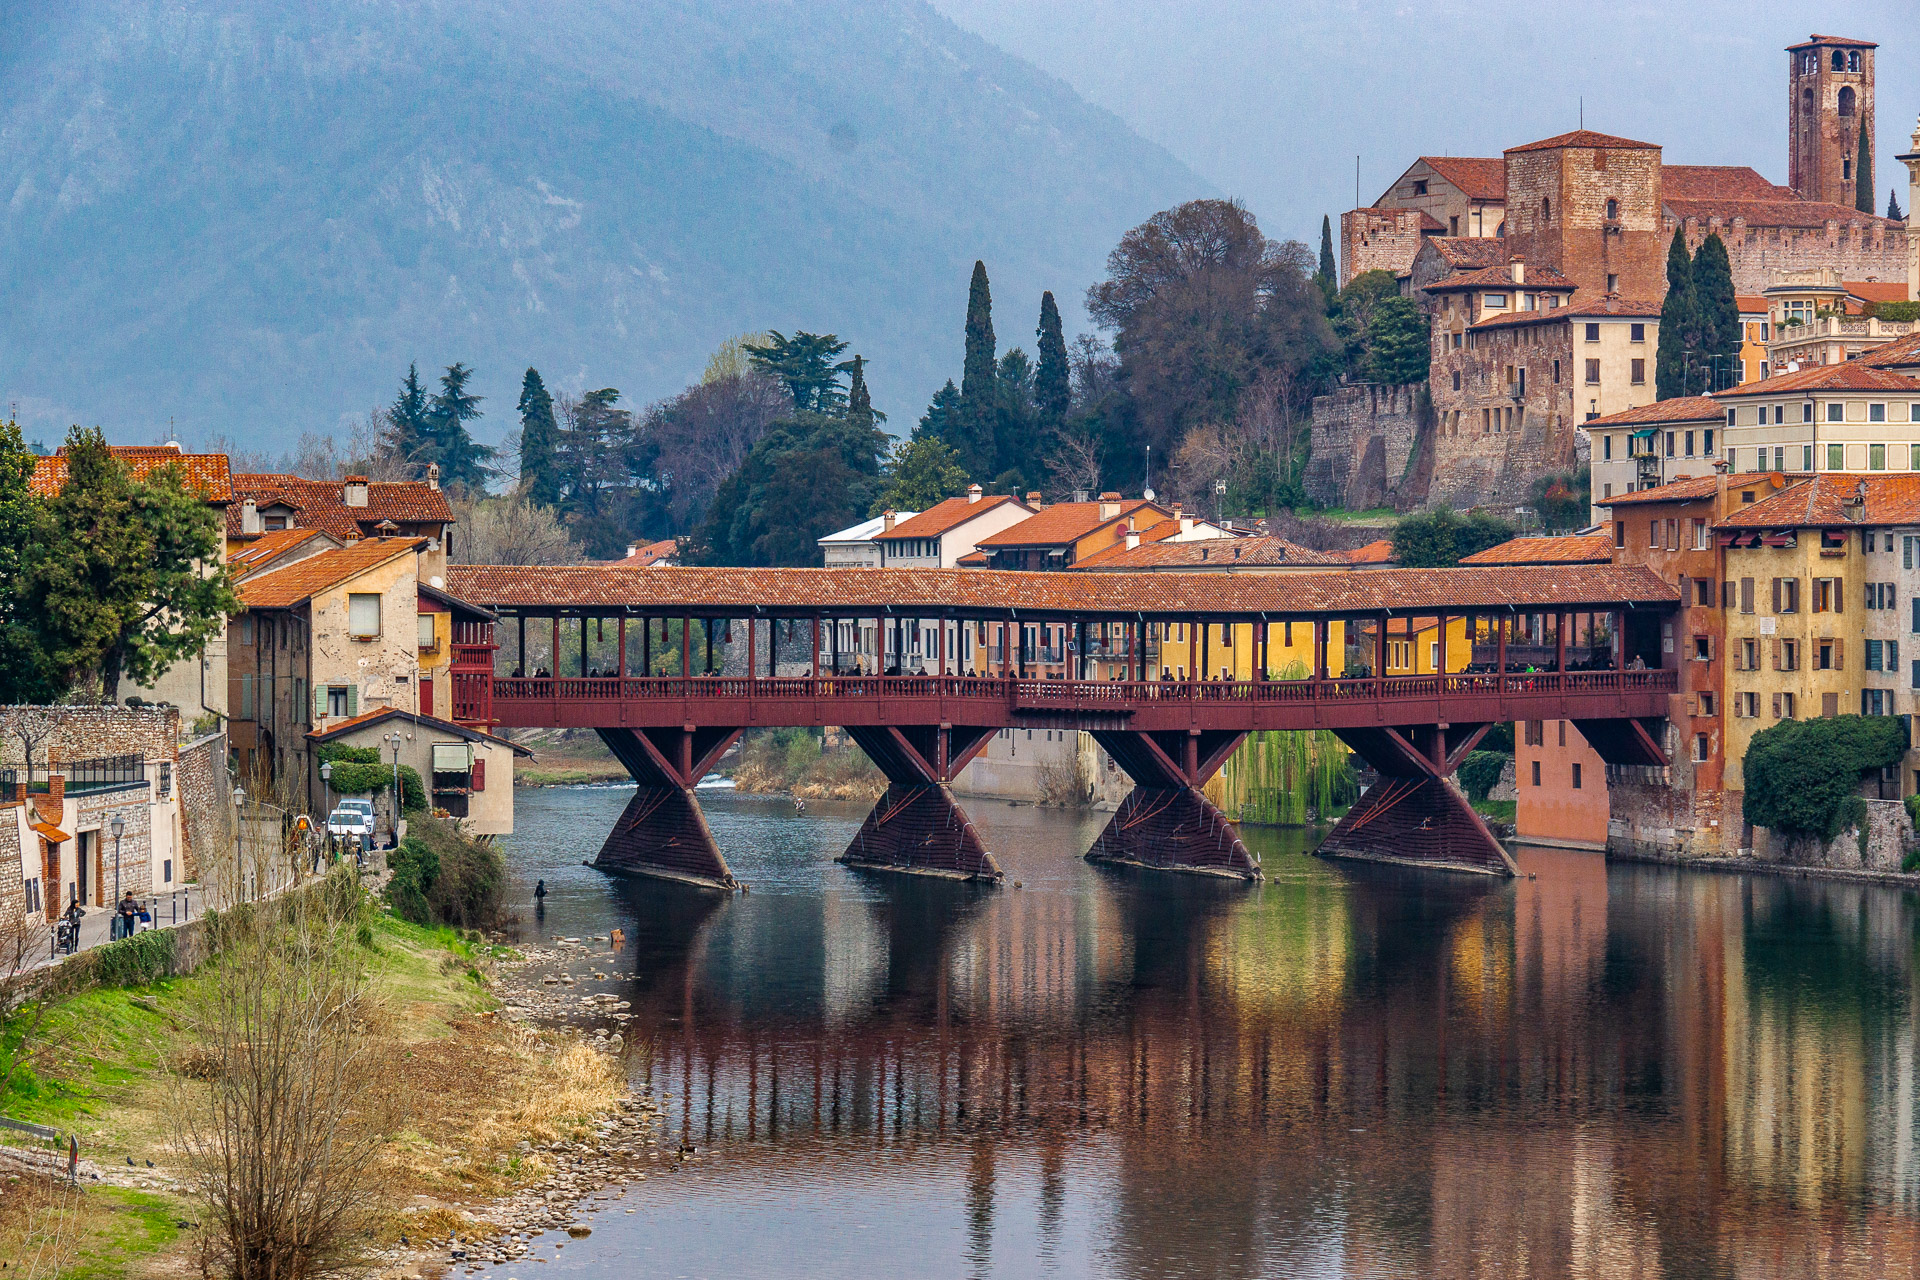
[1832, 50, 1845, 72]
[1848, 50, 1861, 72]
[1843, 158, 1852, 180]
[1605, 198, 1619, 220]
[1540, 197, 1551, 224]
[1839, 86, 1856, 116]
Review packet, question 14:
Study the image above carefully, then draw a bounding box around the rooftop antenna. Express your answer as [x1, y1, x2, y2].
[1580, 96, 1584, 129]
[1355, 155, 1360, 209]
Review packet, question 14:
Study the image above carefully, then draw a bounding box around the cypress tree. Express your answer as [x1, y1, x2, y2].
[845, 354, 875, 432]
[1691, 234, 1741, 392]
[1034, 291, 1070, 437]
[1889, 189, 1905, 222]
[1655, 230, 1699, 400]
[959, 261, 997, 477]
[1316, 214, 1338, 301]
[517, 367, 561, 507]
[1856, 117, 1874, 215]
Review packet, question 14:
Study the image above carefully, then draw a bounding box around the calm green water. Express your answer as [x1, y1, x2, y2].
[499, 785, 1920, 1279]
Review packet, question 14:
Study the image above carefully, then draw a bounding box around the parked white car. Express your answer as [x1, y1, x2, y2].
[327, 806, 375, 840]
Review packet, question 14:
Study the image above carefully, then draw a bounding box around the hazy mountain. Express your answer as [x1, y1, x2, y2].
[0, 0, 1205, 456]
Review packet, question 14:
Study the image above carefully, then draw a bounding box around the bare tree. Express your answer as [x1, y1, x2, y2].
[0, 707, 58, 784]
[452, 489, 586, 566]
[637, 369, 786, 530]
[1045, 423, 1104, 496]
[172, 884, 391, 1279]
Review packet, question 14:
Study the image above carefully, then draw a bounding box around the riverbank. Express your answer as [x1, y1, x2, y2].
[0, 898, 646, 1277]
[1608, 844, 1920, 890]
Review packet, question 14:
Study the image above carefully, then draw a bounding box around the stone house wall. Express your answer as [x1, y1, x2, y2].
[1754, 798, 1913, 872]
[0, 804, 24, 941]
[177, 731, 232, 886]
[1303, 384, 1427, 511]
[0, 704, 180, 773]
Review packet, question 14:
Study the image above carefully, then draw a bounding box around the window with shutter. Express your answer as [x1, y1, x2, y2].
[1772, 693, 1782, 718]
[314, 684, 328, 719]
[348, 593, 381, 638]
[1772, 578, 1781, 613]
[1833, 581, 1843, 614]
[1740, 579, 1754, 614]
[471, 759, 485, 792]
[239, 674, 254, 720]
[1823, 692, 1840, 717]
[1912, 659, 1920, 691]
[1771, 638, 1781, 670]
[1835, 638, 1845, 669]
[346, 684, 358, 717]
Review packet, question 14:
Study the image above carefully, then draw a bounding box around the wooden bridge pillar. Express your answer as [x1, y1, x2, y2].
[1318, 723, 1515, 876]
[1085, 729, 1258, 879]
[593, 726, 744, 890]
[839, 725, 1001, 881]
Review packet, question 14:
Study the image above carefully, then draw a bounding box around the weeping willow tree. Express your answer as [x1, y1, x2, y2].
[1207, 662, 1357, 826]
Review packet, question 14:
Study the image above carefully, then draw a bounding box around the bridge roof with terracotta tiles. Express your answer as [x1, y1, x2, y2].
[446, 563, 1677, 618]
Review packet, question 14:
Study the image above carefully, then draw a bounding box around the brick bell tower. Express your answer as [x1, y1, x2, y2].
[1788, 34, 1876, 208]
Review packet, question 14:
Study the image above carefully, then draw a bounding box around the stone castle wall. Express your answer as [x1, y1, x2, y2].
[0, 705, 181, 771]
[1340, 209, 1428, 287]
[1303, 383, 1428, 511]
[177, 731, 231, 885]
[1675, 217, 1909, 294]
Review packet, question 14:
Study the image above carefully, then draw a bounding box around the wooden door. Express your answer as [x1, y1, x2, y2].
[419, 678, 434, 715]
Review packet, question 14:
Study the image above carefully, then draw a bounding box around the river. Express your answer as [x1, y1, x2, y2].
[498, 784, 1920, 1278]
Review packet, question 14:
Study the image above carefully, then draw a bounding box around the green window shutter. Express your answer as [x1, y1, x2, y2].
[346, 684, 358, 717]
[313, 683, 328, 720]
[240, 674, 254, 720]
[294, 679, 305, 722]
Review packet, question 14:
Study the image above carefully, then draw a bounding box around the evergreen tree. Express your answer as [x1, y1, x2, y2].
[1315, 214, 1338, 303]
[915, 380, 965, 444]
[959, 261, 998, 477]
[1655, 230, 1699, 400]
[1035, 292, 1070, 437]
[426, 361, 496, 493]
[992, 348, 1038, 490]
[1366, 296, 1431, 384]
[1890, 189, 1906, 221]
[0, 419, 54, 702]
[872, 436, 969, 515]
[383, 363, 433, 467]
[747, 331, 850, 413]
[1856, 117, 1874, 215]
[516, 367, 561, 507]
[1691, 234, 1741, 391]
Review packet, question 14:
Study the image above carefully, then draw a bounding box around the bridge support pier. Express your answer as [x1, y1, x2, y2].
[839, 726, 1002, 881]
[593, 727, 744, 890]
[1087, 730, 1258, 879]
[1318, 724, 1515, 876]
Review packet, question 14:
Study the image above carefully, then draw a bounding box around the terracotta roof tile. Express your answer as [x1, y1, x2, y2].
[1848, 281, 1912, 305]
[305, 705, 531, 754]
[1858, 332, 1920, 370]
[1584, 397, 1722, 427]
[876, 494, 1029, 542]
[445, 562, 1678, 616]
[1659, 165, 1794, 202]
[228, 527, 339, 572]
[973, 500, 1165, 549]
[1417, 157, 1507, 202]
[1664, 197, 1900, 230]
[1072, 535, 1346, 571]
[1428, 238, 1509, 270]
[1458, 535, 1613, 565]
[1711, 363, 1920, 397]
[1427, 263, 1576, 293]
[1735, 294, 1770, 313]
[1786, 34, 1877, 51]
[594, 538, 680, 568]
[1509, 130, 1658, 153]
[1719, 474, 1920, 529]
[31, 447, 233, 502]
[1333, 539, 1396, 564]
[1600, 475, 1729, 507]
[237, 538, 423, 608]
[227, 475, 454, 541]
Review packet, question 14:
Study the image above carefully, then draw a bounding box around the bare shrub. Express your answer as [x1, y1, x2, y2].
[171, 876, 392, 1279]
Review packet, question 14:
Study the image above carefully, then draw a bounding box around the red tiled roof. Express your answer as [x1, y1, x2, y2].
[1071, 535, 1346, 571]
[973, 500, 1165, 550]
[1565, 296, 1665, 318]
[1735, 294, 1770, 314]
[876, 494, 1029, 542]
[1718, 474, 1920, 529]
[1584, 397, 1722, 427]
[227, 475, 454, 541]
[1786, 34, 1877, 51]
[1458, 535, 1613, 566]
[1858, 332, 1920, 370]
[445, 563, 1679, 616]
[31, 446, 233, 502]
[304, 705, 532, 754]
[228, 527, 338, 572]
[1427, 263, 1576, 293]
[1664, 197, 1899, 230]
[1333, 539, 1395, 565]
[1601, 475, 1730, 507]
[1428, 238, 1509, 270]
[1848, 281, 1912, 305]
[1509, 130, 1658, 153]
[955, 551, 990, 567]
[1417, 157, 1507, 202]
[595, 538, 679, 568]
[237, 538, 423, 608]
[1712, 363, 1920, 396]
[1660, 165, 1793, 202]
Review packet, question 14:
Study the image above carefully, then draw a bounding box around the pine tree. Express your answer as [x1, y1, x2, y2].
[517, 367, 561, 507]
[1890, 189, 1906, 222]
[1656, 230, 1700, 400]
[1034, 292, 1070, 437]
[915, 380, 964, 444]
[1316, 215, 1338, 303]
[383, 363, 433, 467]
[0, 418, 54, 702]
[747, 331, 849, 413]
[1856, 117, 1874, 215]
[959, 260, 997, 477]
[1691, 234, 1741, 392]
[426, 362, 496, 494]
[845, 355, 875, 432]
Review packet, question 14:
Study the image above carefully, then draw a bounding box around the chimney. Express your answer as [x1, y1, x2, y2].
[47, 772, 63, 803]
[1509, 257, 1525, 284]
[427, 463, 441, 491]
[344, 476, 370, 508]
[625, 542, 640, 559]
[241, 498, 261, 535]
[967, 484, 983, 504]
[882, 510, 897, 532]
[1124, 520, 1140, 551]
[1026, 491, 1044, 508]
[1098, 491, 1122, 521]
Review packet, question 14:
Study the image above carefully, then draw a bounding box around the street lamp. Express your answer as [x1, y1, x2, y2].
[109, 813, 125, 938]
[232, 784, 246, 905]
[320, 760, 334, 862]
[382, 733, 403, 846]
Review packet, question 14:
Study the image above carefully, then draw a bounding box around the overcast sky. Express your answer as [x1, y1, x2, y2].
[928, 0, 1920, 247]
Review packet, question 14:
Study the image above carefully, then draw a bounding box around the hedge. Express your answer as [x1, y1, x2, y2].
[325, 761, 426, 812]
[1743, 714, 1907, 838]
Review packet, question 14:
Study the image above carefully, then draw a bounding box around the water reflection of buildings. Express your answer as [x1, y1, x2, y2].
[609, 844, 1920, 1277]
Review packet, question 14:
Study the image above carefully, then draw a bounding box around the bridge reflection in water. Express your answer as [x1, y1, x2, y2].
[547, 795, 1920, 1278]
